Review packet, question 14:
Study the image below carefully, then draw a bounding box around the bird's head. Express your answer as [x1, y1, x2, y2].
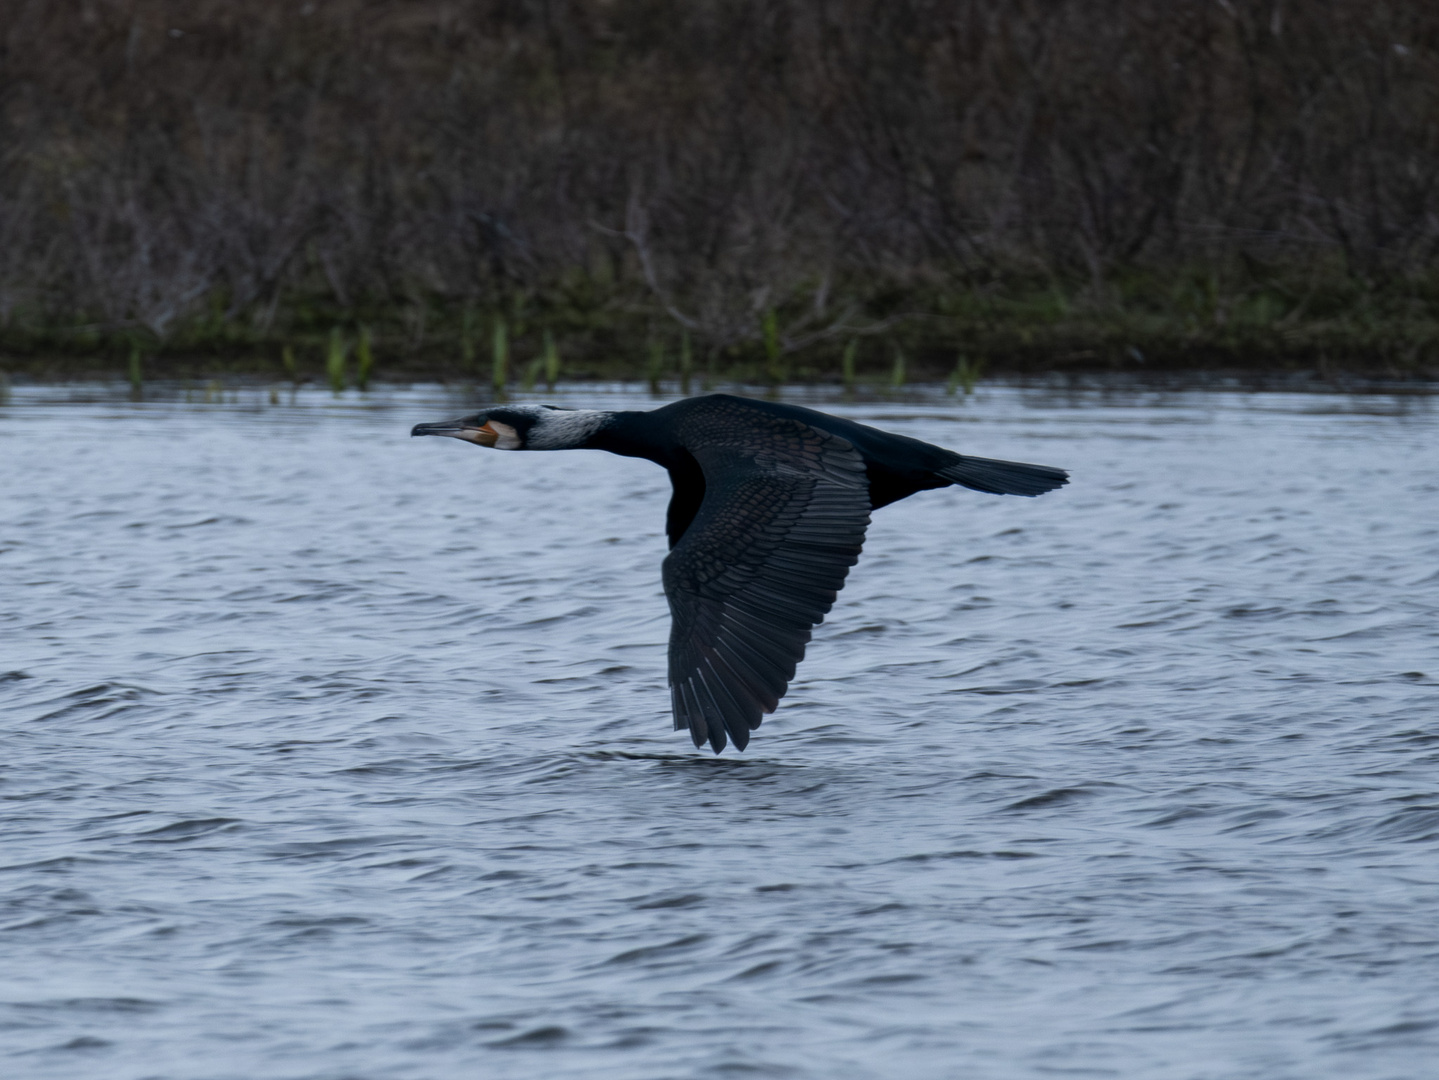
[410, 404, 609, 451]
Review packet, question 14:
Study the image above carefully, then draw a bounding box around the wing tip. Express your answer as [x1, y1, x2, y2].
[671, 670, 764, 755]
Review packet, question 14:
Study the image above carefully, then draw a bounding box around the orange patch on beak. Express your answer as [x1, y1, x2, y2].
[456, 421, 500, 447]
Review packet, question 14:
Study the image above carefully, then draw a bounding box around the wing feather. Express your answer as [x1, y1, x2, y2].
[662, 414, 871, 752]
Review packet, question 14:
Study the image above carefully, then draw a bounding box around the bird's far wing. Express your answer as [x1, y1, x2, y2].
[935, 454, 1069, 496]
[662, 418, 871, 753]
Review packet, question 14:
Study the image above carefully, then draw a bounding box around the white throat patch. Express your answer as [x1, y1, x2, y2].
[487, 420, 522, 450]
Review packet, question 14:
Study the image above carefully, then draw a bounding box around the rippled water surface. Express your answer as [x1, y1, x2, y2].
[3, 382, 1438, 1079]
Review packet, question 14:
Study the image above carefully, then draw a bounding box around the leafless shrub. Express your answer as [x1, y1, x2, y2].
[0, 0, 1436, 355]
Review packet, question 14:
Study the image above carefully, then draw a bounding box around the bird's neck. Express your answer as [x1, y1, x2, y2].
[586, 411, 685, 467]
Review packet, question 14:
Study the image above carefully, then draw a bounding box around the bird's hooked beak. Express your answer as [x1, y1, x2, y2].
[410, 416, 500, 447]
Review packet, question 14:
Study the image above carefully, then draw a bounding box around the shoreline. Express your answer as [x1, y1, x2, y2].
[5, 368, 1435, 402]
[6, 292, 1437, 392]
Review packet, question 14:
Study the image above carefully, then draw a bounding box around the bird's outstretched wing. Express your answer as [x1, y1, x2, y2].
[662, 417, 871, 753]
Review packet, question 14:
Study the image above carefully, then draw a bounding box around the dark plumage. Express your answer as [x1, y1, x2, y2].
[411, 393, 1068, 753]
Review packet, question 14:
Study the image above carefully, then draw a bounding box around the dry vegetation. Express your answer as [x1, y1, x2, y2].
[3, 0, 1439, 381]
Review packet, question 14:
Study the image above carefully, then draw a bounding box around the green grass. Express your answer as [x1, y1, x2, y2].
[355, 326, 375, 391]
[947, 354, 985, 395]
[543, 329, 561, 390]
[889, 348, 906, 389]
[325, 328, 347, 393]
[520, 354, 544, 392]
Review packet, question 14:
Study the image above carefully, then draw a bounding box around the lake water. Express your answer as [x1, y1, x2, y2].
[2, 380, 1437, 1080]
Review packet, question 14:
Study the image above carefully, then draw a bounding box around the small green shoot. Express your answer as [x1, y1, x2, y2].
[679, 330, 692, 395]
[326, 327, 347, 393]
[947, 354, 985, 395]
[521, 356, 543, 392]
[127, 340, 143, 398]
[282, 344, 297, 383]
[841, 339, 857, 392]
[355, 326, 375, 391]
[543, 329, 561, 390]
[889, 347, 906, 389]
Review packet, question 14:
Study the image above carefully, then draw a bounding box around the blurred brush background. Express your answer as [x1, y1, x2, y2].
[2, 0, 1438, 383]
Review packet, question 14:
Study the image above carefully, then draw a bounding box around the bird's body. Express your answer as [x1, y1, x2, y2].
[412, 393, 1067, 753]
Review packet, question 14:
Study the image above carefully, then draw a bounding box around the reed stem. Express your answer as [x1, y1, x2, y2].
[543, 329, 561, 390]
[355, 326, 375, 391]
[947, 354, 985, 395]
[521, 356, 543, 392]
[127, 340, 143, 398]
[326, 327, 347, 393]
[889, 347, 906, 389]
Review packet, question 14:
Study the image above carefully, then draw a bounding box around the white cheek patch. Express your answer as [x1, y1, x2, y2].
[489, 420, 522, 450]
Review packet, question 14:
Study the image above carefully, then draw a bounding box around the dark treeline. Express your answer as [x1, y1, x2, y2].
[3, 0, 1439, 380]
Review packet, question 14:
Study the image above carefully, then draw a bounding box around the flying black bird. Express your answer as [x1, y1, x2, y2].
[412, 394, 1067, 753]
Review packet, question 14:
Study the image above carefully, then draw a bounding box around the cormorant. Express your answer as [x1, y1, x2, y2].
[412, 394, 1067, 753]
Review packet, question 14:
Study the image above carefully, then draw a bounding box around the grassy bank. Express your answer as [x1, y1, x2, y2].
[5, 264, 1437, 389]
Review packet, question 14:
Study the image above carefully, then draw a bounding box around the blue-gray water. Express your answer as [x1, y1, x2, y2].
[2, 382, 1437, 1080]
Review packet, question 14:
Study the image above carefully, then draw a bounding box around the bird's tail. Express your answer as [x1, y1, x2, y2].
[937, 455, 1069, 497]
